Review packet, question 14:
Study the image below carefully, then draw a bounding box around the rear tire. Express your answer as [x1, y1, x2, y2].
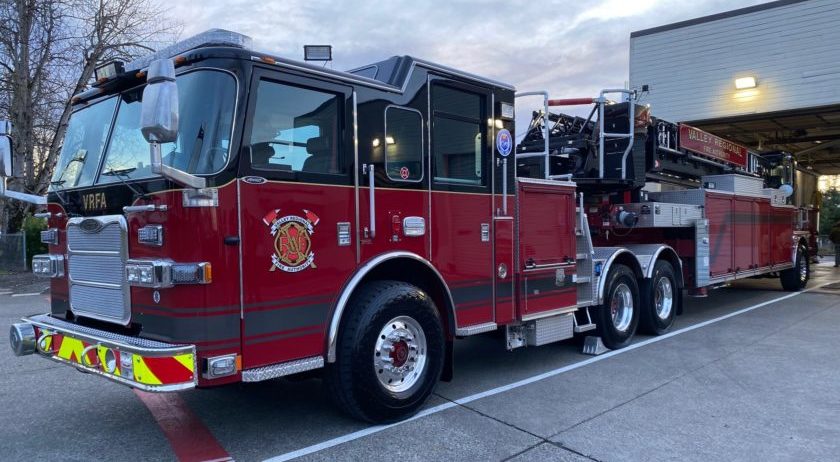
[780, 246, 809, 291]
[594, 264, 640, 350]
[326, 280, 444, 423]
[640, 260, 677, 335]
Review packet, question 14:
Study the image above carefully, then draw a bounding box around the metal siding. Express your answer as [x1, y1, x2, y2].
[630, 0, 840, 122]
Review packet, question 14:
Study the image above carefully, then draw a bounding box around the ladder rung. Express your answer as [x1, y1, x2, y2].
[576, 276, 592, 283]
[574, 323, 597, 333]
[576, 253, 589, 260]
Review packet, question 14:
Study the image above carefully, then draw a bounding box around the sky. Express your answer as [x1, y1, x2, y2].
[168, 0, 769, 127]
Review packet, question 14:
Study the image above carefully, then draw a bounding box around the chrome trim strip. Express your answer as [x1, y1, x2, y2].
[241, 356, 324, 382]
[353, 91, 361, 264]
[237, 179, 245, 319]
[595, 248, 634, 305]
[327, 251, 456, 363]
[520, 306, 578, 322]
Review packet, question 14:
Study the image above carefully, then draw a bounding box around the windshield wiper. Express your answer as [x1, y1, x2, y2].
[101, 166, 144, 199]
[101, 167, 136, 177]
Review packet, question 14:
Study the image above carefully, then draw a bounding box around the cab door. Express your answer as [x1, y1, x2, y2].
[356, 95, 430, 264]
[428, 79, 495, 328]
[237, 68, 355, 369]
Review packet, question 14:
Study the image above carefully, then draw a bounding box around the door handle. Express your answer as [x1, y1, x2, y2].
[364, 164, 376, 239]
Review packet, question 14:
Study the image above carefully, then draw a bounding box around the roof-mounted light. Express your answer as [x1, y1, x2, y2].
[126, 29, 253, 72]
[94, 61, 125, 82]
[304, 45, 332, 62]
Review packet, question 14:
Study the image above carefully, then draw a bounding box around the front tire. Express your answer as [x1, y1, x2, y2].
[326, 280, 444, 423]
[640, 260, 677, 335]
[780, 246, 809, 291]
[594, 264, 640, 349]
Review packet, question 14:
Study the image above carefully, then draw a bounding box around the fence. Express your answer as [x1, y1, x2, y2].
[817, 236, 836, 257]
[0, 232, 27, 272]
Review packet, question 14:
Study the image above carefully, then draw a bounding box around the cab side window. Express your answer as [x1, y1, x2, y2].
[432, 85, 484, 186]
[384, 106, 423, 182]
[249, 79, 343, 174]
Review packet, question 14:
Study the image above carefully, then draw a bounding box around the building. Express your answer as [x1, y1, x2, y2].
[629, 0, 840, 177]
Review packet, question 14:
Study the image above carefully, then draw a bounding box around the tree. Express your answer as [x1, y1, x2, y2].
[0, 0, 177, 232]
[819, 187, 840, 236]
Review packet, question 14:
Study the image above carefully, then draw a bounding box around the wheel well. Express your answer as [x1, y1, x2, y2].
[361, 258, 456, 338]
[653, 248, 684, 289]
[598, 250, 644, 304]
[327, 254, 457, 380]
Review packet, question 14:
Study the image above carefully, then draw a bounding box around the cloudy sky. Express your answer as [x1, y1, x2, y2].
[170, 0, 767, 123]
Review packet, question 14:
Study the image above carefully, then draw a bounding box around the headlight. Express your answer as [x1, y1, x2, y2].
[125, 260, 172, 288]
[125, 260, 211, 288]
[32, 254, 64, 278]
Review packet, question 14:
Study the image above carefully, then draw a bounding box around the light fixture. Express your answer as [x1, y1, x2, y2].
[735, 76, 757, 89]
[385, 136, 395, 145]
[303, 45, 332, 62]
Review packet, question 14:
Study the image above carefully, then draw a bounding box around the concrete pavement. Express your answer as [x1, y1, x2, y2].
[0, 264, 838, 461]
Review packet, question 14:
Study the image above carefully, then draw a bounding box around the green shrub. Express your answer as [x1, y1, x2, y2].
[22, 215, 47, 268]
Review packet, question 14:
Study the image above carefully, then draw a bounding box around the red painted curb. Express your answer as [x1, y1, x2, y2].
[134, 390, 233, 462]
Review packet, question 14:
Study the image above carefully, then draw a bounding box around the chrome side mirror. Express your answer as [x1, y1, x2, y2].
[141, 59, 179, 143]
[139, 59, 204, 189]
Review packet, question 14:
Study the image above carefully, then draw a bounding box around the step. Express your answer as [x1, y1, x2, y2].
[574, 323, 597, 333]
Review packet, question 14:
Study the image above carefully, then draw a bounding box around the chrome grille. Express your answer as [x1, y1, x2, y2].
[67, 216, 131, 325]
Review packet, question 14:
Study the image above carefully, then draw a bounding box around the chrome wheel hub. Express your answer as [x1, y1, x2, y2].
[374, 316, 427, 393]
[610, 283, 634, 332]
[654, 276, 673, 321]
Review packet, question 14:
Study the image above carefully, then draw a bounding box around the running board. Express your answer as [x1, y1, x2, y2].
[241, 356, 324, 382]
[456, 322, 498, 337]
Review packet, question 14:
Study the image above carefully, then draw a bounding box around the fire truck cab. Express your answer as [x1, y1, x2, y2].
[4, 30, 809, 424]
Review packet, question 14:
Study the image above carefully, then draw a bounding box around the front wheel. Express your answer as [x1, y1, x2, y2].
[594, 264, 640, 349]
[780, 246, 809, 291]
[326, 281, 444, 423]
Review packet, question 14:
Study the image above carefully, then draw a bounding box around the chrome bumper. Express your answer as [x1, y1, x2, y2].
[10, 314, 197, 392]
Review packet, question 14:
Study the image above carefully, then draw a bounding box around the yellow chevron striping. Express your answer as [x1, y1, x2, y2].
[58, 336, 85, 363]
[173, 354, 195, 373]
[133, 355, 162, 385]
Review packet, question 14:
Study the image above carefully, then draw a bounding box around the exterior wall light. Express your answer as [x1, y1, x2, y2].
[735, 76, 757, 89]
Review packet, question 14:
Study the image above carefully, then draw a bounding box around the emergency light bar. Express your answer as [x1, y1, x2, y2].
[126, 29, 253, 72]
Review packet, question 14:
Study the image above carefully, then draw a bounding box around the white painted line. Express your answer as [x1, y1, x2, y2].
[0, 291, 12, 296]
[264, 283, 832, 462]
[11, 292, 42, 297]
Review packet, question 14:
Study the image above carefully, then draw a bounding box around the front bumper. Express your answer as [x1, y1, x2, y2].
[10, 314, 196, 392]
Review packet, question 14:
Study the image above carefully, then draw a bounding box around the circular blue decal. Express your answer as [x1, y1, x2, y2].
[496, 129, 513, 157]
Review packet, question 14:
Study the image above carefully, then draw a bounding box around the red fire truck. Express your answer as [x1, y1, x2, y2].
[3, 30, 810, 423]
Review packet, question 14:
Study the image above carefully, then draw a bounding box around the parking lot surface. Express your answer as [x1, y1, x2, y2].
[2, 263, 839, 461]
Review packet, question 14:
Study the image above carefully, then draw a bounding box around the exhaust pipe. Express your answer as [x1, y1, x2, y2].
[9, 323, 36, 356]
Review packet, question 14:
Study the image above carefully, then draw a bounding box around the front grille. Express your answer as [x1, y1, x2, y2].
[67, 216, 131, 325]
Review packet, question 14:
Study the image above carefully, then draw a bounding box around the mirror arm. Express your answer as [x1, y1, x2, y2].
[149, 142, 206, 189]
[0, 178, 47, 205]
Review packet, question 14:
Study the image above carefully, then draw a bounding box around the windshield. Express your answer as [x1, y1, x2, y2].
[51, 69, 236, 190]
